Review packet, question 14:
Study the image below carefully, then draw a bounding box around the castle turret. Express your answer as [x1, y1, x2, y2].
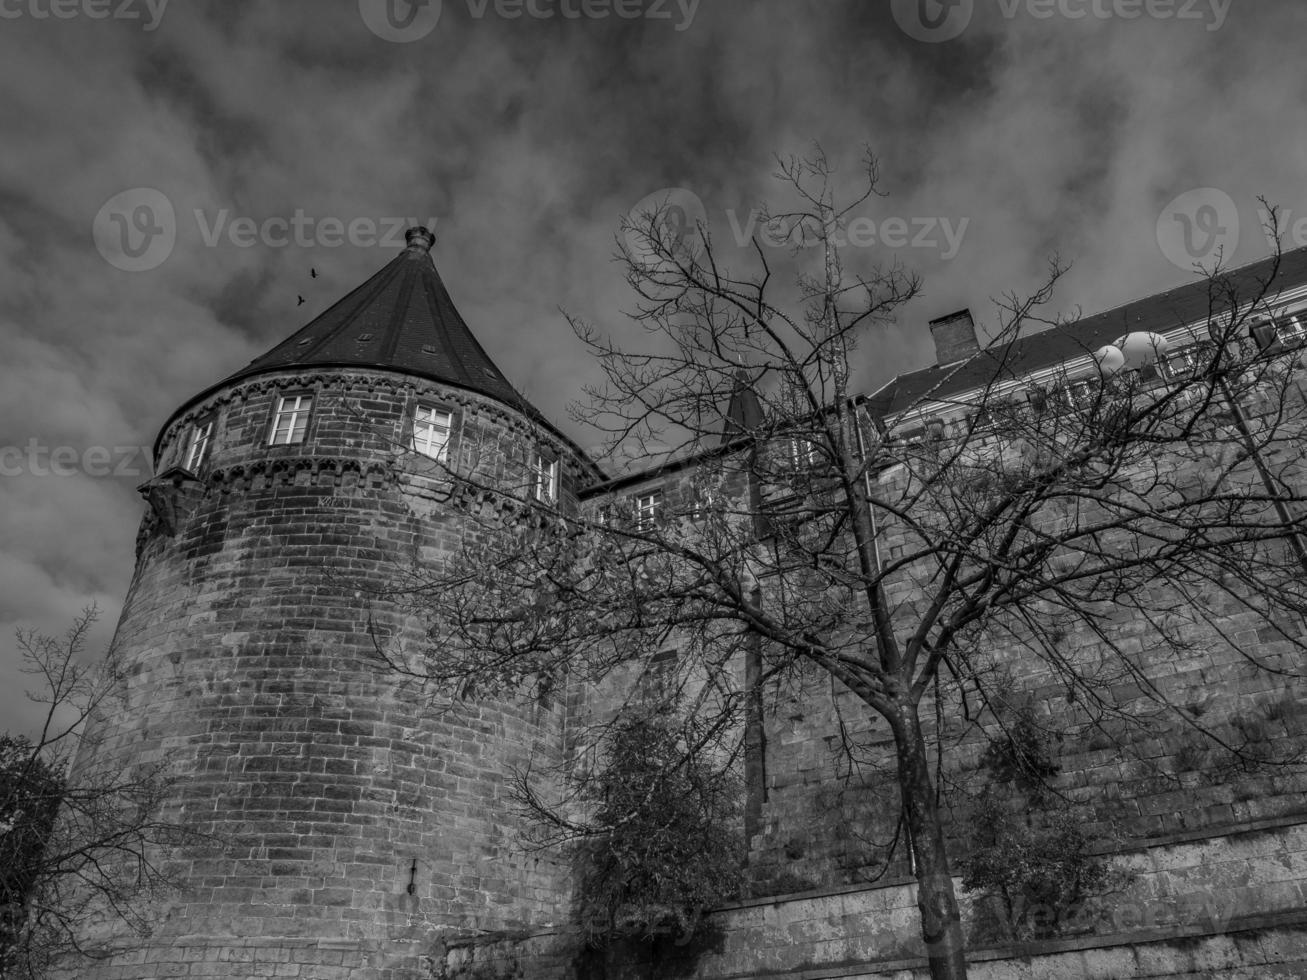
[71, 229, 593, 979]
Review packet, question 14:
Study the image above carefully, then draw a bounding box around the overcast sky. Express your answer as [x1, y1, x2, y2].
[2, 0, 1305, 736]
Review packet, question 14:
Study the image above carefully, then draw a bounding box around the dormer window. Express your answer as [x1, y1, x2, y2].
[269, 394, 312, 445]
[1059, 378, 1100, 411]
[1161, 345, 1205, 381]
[635, 490, 662, 531]
[185, 416, 214, 472]
[413, 405, 453, 462]
[1276, 312, 1307, 346]
[531, 452, 558, 504]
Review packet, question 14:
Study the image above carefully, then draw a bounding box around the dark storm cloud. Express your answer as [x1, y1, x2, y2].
[2, 0, 1306, 733]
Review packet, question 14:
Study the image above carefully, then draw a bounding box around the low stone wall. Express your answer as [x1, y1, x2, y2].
[449, 819, 1307, 980]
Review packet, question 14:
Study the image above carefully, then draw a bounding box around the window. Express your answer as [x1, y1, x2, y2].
[691, 487, 717, 521]
[413, 405, 453, 461]
[637, 648, 679, 702]
[893, 417, 947, 443]
[972, 398, 1020, 432]
[1276, 312, 1307, 346]
[1059, 378, 1100, 411]
[531, 452, 558, 504]
[635, 491, 662, 531]
[184, 417, 213, 471]
[782, 436, 819, 470]
[1160, 346, 1204, 381]
[970, 406, 997, 432]
[269, 394, 312, 445]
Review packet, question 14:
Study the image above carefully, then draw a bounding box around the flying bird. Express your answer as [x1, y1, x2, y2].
[310, 268, 317, 278]
[297, 295, 305, 306]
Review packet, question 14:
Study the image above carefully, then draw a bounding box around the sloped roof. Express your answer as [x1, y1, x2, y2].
[868, 246, 1307, 418]
[159, 227, 603, 480]
[220, 227, 531, 409]
[719, 366, 766, 445]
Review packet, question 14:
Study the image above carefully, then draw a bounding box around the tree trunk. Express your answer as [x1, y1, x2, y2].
[892, 701, 969, 980]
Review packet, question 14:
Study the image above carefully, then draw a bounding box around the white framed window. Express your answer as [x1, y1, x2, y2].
[413, 405, 453, 461]
[1276, 312, 1307, 346]
[635, 491, 662, 531]
[783, 436, 819, 470]
[269, 394, 312, 445]
[1161, 346, 1204, 381]
[1060, 378, 1100, 411]
[185, 417, 213, 471]
[531, 452, 558, 504]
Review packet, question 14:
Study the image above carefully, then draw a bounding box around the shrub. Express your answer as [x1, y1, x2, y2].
[571, 710, 743, 948]
[960, 792, 1113, 942]
[960, 702, 1125, 943]
[0, 734, 66, 974]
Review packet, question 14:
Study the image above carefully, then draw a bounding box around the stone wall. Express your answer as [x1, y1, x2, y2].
[744, 389, 1307, 894]
[446, 819, 1307, 979]
[64, 367, 587, 980]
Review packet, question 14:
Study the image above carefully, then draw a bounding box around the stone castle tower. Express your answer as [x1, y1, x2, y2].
[72, 228, 596, 979]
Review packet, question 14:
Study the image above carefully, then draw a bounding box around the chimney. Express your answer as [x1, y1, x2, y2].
[928, 309, 980, 365]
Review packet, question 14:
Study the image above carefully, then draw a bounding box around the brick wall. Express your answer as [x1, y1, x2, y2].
[63, 368, 586, 980]
[745, 394, 1307, 895]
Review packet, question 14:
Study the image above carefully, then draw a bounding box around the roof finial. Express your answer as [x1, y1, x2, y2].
[405, 226, 436, 252]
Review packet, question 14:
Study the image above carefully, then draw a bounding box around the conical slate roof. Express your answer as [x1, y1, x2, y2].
[720, 366, 765, 445]
[219, 227, 532, 411]
[159, 227, 604, 482]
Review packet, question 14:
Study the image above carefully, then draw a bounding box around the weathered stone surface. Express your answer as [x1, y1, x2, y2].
[66, 368, 587, 979]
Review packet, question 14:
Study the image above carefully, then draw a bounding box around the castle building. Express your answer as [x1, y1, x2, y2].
[72, 228, 597, 979]
[71, 232, 1307, 980]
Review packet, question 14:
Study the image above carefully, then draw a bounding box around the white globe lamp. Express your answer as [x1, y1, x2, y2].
[1115, 332, 1170, 370]
[1093, 345, 1125, 377]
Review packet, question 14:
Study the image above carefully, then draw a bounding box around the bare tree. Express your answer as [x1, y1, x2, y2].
[0, 609, 196, 979]
[375, 150, 1307, 980]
